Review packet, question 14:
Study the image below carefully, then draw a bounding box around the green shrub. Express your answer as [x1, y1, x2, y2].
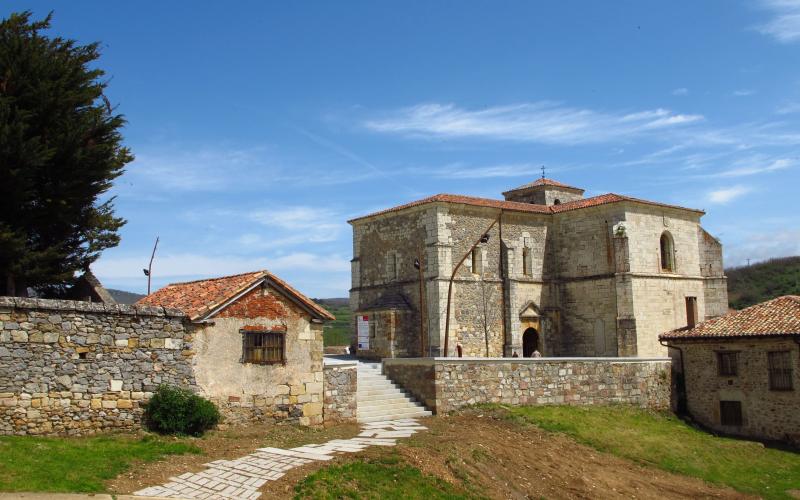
[143, 385, 220, 436]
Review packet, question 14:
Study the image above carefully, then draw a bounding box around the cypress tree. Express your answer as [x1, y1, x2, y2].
[0, 11, 132, 296]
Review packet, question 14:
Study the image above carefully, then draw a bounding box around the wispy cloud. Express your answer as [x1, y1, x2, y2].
[248, 206, 346, 243]
[725, 229, 800, 266]
[776, 102, 800, 114]
[712, 157, 796, 177]
[733, 89, 757, 97]
[363, 102, 704, 145]
[707, 185, 752, 204]
[755, 0, 800, 43]
[672, 88, 689, 96]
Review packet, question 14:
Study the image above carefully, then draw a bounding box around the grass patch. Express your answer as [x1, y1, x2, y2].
[0, 433, 200, 493]
[497, 405, 800, 500]
[293, 453, 476, 499]
[321, 303, 352, 347]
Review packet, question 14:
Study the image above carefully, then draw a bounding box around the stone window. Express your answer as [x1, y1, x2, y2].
[386, 252, 398, 280]
[242, 329, 285, 365]
[719, 400, 742, 426]
[768, 351, 793, 391]
[660, 232, 675, 272]
[471, 247, 483, 275]
[716, 351, 738, 376]
[522, 247, 532, 276]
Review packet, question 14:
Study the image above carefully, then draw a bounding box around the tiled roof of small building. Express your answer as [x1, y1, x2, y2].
[503, 177, 585, 194]
[136, 270, 334, 321]
[659, 296, 800, 340]
[348, 192, 703, 223]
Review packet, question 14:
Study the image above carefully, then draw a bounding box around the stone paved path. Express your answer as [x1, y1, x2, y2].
[133, 419, 426, 500]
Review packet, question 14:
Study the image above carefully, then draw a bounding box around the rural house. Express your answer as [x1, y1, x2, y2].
[349, 177, 727, 359]
[138, 270, 335, 426]
[659, 296, 800, 444]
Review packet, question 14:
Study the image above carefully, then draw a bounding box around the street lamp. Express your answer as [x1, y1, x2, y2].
[443, 216, 500, 357]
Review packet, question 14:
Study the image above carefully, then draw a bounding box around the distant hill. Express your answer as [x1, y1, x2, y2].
[314, 298, 352, 346]
[108, 289, 146, 305]
[726, 256, 800, 310]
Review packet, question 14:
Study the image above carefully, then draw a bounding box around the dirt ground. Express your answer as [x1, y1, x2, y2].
[111, 415, 751, 499]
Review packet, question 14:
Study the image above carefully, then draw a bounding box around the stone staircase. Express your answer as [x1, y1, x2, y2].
[356, 361, 432, 423]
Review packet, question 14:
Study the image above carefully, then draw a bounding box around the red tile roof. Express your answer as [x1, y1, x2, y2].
[503, 177, 585, 194]
[348, 192, 704, 223]
[659, 296, 800, 340]
[136, 270, 334, 321]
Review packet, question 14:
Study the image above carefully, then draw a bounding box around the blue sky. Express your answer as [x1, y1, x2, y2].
[6, 1, 800, 297]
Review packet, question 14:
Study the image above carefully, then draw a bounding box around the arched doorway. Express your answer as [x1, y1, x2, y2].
[522, 328, 539, 357]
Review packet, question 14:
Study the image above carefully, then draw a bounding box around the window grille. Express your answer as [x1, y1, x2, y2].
[716, 351, 738, 376]
[242, 330, 285, 365]
[768, 351, 793, 391]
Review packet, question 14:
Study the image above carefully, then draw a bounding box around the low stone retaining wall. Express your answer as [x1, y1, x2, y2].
[322, 360, 357, 424]
[0, 297, 194, 435]
[383, 357, 671, 413]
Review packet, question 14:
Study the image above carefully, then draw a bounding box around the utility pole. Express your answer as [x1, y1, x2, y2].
[143, 236, 159, 295]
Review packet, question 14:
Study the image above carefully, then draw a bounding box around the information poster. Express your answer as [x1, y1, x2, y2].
[357, 315, 370, 350]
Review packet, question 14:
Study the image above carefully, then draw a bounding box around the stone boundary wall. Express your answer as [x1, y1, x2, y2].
[322, 361, 357, 424]
[0, 297, 194, 435]
[383, 357, 671, 414]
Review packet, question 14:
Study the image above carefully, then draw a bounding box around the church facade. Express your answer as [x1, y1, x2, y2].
[348, 178, 728, 359]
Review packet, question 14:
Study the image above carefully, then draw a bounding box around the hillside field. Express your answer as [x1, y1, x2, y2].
[726, 256, 800, 309]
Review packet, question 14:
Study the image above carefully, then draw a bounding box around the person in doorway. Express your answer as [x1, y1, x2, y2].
[532, 349, 542, 358]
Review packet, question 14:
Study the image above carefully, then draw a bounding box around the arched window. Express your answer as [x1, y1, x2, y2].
[660, 232, 675, 272]
[553, 199, 561, 205]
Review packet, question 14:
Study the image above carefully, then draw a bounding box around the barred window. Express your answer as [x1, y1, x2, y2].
[242, 329, 285, 365]
[719, 400, 742, 426]
[768, 351, 793, 391]
[717, 351, 738, 376]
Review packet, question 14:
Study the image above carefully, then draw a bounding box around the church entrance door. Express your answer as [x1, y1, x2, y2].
[522, 328, 539, 357]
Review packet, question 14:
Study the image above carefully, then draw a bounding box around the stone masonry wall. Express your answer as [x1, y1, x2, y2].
[383, 357, 671, 414]
[672, 338, 800, 444]
[0, 297, 193, 435]
[322, 362, 357, 424]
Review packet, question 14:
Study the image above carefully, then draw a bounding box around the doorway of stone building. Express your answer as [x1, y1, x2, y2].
[522, 328, 539, 357]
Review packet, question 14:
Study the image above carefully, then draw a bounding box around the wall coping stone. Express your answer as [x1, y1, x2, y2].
[0, 296, 185, 318]
[383, 357, 671, 366]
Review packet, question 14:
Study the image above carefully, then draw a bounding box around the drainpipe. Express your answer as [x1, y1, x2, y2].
[660, 339, 692, 419]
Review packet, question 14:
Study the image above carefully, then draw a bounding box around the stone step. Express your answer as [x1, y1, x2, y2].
[357, 409, 432, 423]
[356, 391, 413, 403]
[357, 388, 408, 398]
[357, 399, 418, 410]
[358, 380, 400, 389]
[356, 405, 427, 418]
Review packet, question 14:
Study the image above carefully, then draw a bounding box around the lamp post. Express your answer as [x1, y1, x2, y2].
[443, 215, 500, 357]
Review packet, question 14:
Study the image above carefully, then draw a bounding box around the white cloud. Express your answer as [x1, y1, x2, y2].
[776, 102, 800, 114]
[725, 229, 800, 266]
[707, 185, 752, 204]
[713, 157, 796, 177]
[672, 88, 689, 96]
[363, 102, 704, 145]
[732, 89, 756, 97]
[756, 0, 800, 43]
[93, 252, 350, 281]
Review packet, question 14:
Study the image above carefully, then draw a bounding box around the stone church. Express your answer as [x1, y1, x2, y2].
[349, 178, 728, 359]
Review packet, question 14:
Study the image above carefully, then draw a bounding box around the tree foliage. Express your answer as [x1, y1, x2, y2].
[0, 11, 132, 296]
[727, 256, 800, 309]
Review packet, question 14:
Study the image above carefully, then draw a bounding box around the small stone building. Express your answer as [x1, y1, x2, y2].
[139, 270, 334, 426]
[349, 178, 727, 359]
[659, 296, 800, 444]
